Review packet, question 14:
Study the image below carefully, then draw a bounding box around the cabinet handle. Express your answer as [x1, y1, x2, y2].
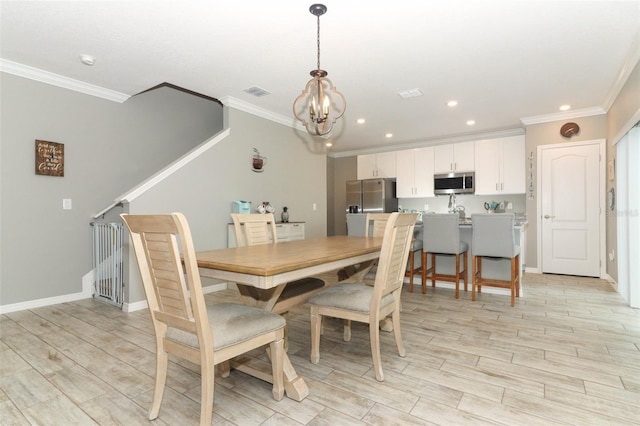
[450, 162, 453, 170]
[501, 183, 504, 190]
[496, 183, 499, 191]
[544, 215, 555, 219]
[454, 162, 457, 170]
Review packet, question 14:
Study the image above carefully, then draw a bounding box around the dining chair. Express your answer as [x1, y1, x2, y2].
[122, 213, 285, 425]
[471, 213, 520, 306]
[309, 212, 418, 381]
[421, 213, 468, 297]
[230, 213, 325, 314]
[365, 213, 421, 290]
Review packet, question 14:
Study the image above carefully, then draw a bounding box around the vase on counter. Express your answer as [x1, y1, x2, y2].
[258, 201, 274, 214]
[281, 206, 289, 223]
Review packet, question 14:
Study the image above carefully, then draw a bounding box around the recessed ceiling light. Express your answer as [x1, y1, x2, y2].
[356, 118, 366, 124]
[80, 54, 95, 66]
[325, 141, 333, 147]
[385, 133, 393, 138]
[466, 120, 475, 126]
[559, 104, 571, 111]
[447, 100, 458, 107]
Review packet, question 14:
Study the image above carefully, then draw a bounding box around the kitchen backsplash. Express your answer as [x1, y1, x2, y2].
[398, 194, 526, 216]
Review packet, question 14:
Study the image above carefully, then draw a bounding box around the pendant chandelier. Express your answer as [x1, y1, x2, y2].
[293, 4, 346, 137]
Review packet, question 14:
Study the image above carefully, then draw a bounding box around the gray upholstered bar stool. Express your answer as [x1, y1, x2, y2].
[421, 213, 468, 298]
[471, 213, 520, 307]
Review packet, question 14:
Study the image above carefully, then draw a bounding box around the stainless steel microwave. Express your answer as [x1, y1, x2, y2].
[434, 172, 475, 195]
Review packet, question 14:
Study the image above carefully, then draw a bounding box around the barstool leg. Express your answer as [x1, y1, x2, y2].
[407, 251, 414, 293]
[454, 253, 460, 299]
[421, 251, 427, 294]
[431, 254, 436, 287]
[471, 255, 477, 301]
[463, 251, 468, 292]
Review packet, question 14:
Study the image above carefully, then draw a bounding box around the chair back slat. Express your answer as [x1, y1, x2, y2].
[231, 213, 277, 247]
[373, 213, 418, 300]
[122, 214, 209, 338]
[365, 213, 392, 237]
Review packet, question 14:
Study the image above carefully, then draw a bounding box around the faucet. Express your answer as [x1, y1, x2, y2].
[448, 194, 456, 212]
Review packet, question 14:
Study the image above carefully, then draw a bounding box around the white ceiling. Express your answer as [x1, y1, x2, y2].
[1, 1, 639, 154]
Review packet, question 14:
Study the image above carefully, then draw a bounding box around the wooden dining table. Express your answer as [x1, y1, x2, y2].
[196, 235, 383, 401]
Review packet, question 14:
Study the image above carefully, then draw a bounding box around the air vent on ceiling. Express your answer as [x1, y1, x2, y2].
[243, 86, 271, 97]
[397, 88, 423, 99]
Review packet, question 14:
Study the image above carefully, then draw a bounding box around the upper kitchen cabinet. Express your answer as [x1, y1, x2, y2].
[474, 135, 525, 195]
[357, 152, 397, 179]
[434, 141, 475, 173]
[396, 147, 434, 198]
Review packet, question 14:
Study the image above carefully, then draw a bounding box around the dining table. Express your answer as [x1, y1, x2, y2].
[196, 235, 383, 401]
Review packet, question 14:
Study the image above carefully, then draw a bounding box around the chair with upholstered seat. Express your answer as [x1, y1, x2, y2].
[471, 213, 520, 306]
[230, 213, 325, 314]
[121, 213, 285, 425]
[309, 212, 418, 381]
[421, 213, 468, 297]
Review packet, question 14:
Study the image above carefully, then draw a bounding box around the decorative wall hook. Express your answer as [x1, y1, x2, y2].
[252, 148, 267, 173]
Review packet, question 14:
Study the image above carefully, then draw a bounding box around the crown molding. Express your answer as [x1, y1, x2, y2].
[0, 58, 130, 103]
[220, 96, 306, 131]
[520, 106, 606, 126]
[602, 29, 640, 112]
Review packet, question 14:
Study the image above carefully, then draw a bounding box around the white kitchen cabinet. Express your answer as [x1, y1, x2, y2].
[228, 222, 305, 247]
[434, 141, 475, 174]
[474, 135, 525, 195]
[396, 147, 434, 198]
[357, 152, 397, 179]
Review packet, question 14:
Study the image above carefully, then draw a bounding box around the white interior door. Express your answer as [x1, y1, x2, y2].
[540, 141, 603, 277]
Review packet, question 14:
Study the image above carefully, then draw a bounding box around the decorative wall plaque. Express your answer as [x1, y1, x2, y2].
[35, 140, 64, 177]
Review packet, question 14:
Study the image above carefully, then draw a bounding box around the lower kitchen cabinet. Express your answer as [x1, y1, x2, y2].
[396, 147, 435, 198]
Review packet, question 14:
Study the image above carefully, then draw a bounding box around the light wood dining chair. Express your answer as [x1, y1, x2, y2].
[309, 212, 418, 381]
[421, 213, 468, 297]
[230, 213, 325, 314]
[122, 213, 285, 425]
[365, 213, 422, 290]
[471, 213, 520, 306]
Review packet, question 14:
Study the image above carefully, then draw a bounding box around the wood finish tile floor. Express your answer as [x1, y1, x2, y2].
[1, 273, 639, 425]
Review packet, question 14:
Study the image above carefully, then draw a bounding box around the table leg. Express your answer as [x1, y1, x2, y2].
[231, 284, 309, 401]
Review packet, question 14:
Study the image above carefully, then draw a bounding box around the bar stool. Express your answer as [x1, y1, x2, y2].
[406, 230, 423, 293]
[471, 213, 520, 307]
[421, 213, 468, 297]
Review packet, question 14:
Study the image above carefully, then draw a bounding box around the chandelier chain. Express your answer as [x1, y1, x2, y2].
[316, 13, 321, 70]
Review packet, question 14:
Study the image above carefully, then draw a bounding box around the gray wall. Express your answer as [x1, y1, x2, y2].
[327, 156, 357, 236]
[0, 73, 223, 306]
[125, 107, 327, 304]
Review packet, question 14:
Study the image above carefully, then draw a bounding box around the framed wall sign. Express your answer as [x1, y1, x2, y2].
[35, 140, 64, 177]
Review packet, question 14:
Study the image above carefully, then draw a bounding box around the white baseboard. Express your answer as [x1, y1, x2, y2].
[1, 285, 93, 315]
[122, 300, 148, 313]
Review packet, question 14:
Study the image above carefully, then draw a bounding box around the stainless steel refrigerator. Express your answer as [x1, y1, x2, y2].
[346, 178, 398, 214]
